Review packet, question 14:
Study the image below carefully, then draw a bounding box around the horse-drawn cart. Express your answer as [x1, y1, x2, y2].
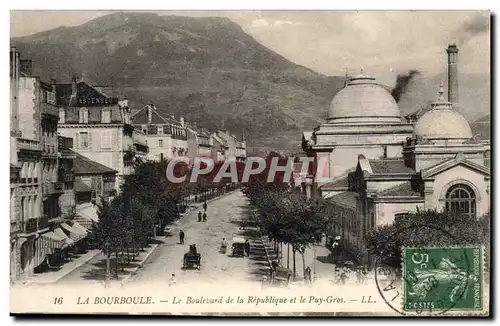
[183, 253, 201, 270]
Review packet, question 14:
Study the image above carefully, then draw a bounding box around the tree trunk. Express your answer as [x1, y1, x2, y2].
[287, 244, 290, 269]
[114, 252, 119, 277]
[301, 251, 306, 279]
[293, 248, 296, 279]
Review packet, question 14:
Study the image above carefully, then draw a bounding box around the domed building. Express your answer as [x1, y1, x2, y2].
[301, 45, 490, 262]
[302, 70, 414, 197]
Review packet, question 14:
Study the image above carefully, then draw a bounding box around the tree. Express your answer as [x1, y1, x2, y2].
[366, 209, 491, 274]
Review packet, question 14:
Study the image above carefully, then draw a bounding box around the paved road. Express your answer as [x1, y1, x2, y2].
[127, 190, 271, 286]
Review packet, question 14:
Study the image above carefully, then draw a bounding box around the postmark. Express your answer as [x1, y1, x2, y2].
[373, 223, 486, 316]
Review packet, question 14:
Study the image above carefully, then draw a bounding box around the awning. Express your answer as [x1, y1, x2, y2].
[54, 227, 74, 248]
[60, 222, 85, 241]
[71, 221, 89, 236]
[76, 204, 98, 222]
[36, 232, 65, 267]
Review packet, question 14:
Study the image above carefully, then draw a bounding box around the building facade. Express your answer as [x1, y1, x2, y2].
[302, 44, 491, 263]
[10, 47, 43, 280]
[213, 130, 247, 162]
[186, 126, 213, 164]
[56, 78, 140, 193]
[131, 103, 188, 162]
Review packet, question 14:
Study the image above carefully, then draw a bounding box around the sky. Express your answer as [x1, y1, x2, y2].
[10, 10, 490, 86]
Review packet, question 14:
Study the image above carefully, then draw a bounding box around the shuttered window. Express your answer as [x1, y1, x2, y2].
[101, 130, 111, 149]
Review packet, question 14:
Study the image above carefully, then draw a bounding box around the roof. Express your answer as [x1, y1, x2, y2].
[378, 182, 422, 197]
[74, 180, 93, 193]
[74, 152, 117, 175]
[328, 191, 357, 209]
[328, 73, 401, 124]
[368, 159, 415, 175]
[55, 80, 119, 107]
[320, 175, 349, 189]
[131, 105, 182, 126]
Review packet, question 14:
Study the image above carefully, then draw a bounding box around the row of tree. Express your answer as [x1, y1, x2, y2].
[87, 158, 241, 275]
[242, 152, 333, 278]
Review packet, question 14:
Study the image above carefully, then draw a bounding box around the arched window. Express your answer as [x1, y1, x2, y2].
[445, 184, 476, 218]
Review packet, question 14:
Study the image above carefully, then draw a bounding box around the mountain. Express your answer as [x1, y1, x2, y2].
[470, 114, 491, 140]
[11, 12, 346, 152]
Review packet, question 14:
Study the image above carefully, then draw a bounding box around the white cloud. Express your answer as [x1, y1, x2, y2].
[251, 18, 269, 28]
[251, 18, 301, 29]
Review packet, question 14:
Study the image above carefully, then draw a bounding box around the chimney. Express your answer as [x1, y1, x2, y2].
[20, 59, 32, 76]
[446, 43, 459, 105]
[147, 102, 153, 124]
[241, 128, 246, 141]
[71, 76, 78, 96]
[50, 78, 57, 93]
[10, 46, 20, 132]
[180, 116, 185, 128]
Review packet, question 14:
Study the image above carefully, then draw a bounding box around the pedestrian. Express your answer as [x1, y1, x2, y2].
[203, 201, 208, 212]
[169, 273, 176, 287]
[202, 212, 207, 222]
[304, 266, 312, 285]
[198, 211, 202, 222]
[244, 239, 250, 257]
[179, 230, 185, 244]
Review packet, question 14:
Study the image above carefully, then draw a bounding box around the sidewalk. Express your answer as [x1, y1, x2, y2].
[19, 249, 102, 285]
[119, 238, 162, 286]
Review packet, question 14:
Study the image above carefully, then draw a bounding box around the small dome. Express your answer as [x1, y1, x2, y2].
[328, 71, 401, 124]
[414, 83, 472, 140]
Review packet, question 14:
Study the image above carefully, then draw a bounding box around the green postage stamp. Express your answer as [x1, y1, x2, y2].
[403, 247, 484, 313]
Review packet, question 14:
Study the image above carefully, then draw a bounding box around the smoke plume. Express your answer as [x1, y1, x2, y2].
[456, 12, 489, 46]
[391, 69, 421, 103]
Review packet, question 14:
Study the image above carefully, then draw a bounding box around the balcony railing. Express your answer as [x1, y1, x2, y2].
[41, 102, 59, 117]
[58, 136, 74, 150]
[58, 170, 75, 182]
[17, 138, 41, 152]
[42, 182, 64, 195]
[20, 218, 39, 234]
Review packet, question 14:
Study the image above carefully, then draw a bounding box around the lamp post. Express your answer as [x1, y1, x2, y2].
[105, 241, 110, 288]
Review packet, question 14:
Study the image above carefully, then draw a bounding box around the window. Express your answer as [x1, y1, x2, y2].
[101, 131, 111, 149]
[80, 132, 89, 149]
[395, 213, 409, 220]
[158, 139, 163, 148]
[102, 110, 111, 123]
[445, 184, 476, 218]
[59, 109, 65, 123]
[79, 109, 88, 123]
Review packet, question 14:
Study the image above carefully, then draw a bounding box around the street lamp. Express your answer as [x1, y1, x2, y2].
[105, 241, 110, 288]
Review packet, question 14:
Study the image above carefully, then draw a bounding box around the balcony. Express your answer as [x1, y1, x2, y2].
[42, 182, 64, 196]
[20, 218, 39, 234]
[58, 170, 75, 182]
[58, 136, 74, 151]
[42, 143, 58, 158]
[17, 138, 41, 152]
[41, 102, 59, 118]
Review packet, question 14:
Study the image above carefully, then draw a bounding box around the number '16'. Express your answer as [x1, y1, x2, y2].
[54, 297, 63, 305]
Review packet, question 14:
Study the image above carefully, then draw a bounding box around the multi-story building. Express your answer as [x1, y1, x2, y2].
[186, 125, 213, 164]
[10, 47, 44, 280]
[131, 103, 188, 162]
[212, 130, 247, 162]
[58, 136, 76, 217]
[56, 77, 142, 193]
[210, 132, 229, 163]
[72, 152, 118, 229]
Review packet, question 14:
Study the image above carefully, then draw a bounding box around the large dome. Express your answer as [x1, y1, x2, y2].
[328, 72, 401, 124]
[414, 84, 472, 141]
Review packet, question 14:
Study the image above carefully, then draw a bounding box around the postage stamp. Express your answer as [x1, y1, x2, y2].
[402, 247, 484, 314]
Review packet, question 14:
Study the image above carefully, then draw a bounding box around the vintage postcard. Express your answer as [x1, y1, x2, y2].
[9, 10, 491, 317]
